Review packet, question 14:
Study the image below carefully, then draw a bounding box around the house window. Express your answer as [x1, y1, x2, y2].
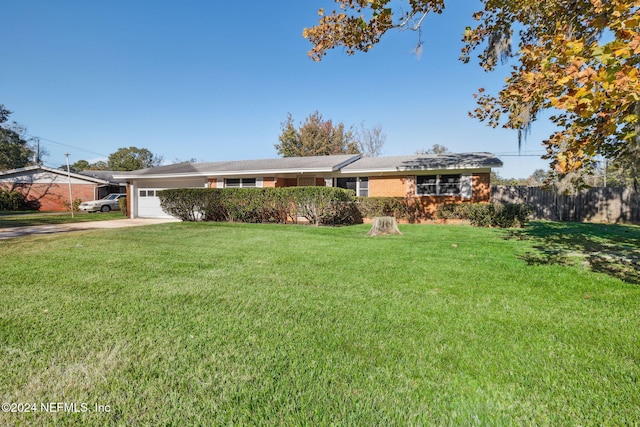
[336, 177, 368, 197]
[139, 190, 156, 197]
[225, 178, 256, 188]
[298, 176, 316, 187]
[416, 174, 461, 196]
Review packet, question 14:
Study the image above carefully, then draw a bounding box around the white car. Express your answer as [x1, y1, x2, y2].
[79, 194, 126, 213]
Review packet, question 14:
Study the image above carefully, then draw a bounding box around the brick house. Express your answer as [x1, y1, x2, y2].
[114, 153, 502, 220]
[0, 165, 125, 211]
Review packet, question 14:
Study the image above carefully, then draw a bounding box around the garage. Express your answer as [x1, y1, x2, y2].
[137, 188, 170, 218]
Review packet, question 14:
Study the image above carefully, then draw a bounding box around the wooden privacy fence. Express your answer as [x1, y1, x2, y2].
[491, 186, 640, 224]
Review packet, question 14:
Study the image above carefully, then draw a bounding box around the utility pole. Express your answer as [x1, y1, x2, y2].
[35, 138, 41, 165]
[65, 153, 74, 218]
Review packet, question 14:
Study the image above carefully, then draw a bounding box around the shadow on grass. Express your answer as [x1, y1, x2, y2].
[508, 221, 640, 284]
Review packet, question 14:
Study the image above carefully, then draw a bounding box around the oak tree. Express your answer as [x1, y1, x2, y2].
[303, 0, 640, 175]
[108, 146, 163, 171]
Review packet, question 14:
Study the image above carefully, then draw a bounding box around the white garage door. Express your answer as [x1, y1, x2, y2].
[138, 189, 172, 218]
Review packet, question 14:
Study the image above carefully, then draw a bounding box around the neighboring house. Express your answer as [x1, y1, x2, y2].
[0, 165, 125, 211]
[113, 153, 502, 220]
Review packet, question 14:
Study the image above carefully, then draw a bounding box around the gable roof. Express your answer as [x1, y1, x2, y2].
[111, 152, 502, 181]
[113, 154, 362, 179]
[78, 170, 125, 184]
[0, 165, 110, 184]
[341, 152, 503, 173]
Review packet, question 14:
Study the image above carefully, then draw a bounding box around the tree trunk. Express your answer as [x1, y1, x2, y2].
[367, 216, 402, 236]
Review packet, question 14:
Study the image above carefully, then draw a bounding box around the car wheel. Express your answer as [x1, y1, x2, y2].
[100, 205, 111, 212]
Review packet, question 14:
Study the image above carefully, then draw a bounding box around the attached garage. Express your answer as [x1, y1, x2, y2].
[112, 171, 209, 218]
[136, 188, 167, 218]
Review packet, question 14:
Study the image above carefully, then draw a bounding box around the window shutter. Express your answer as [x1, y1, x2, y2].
[461, 174, 473, 199]
[256, 177, 263, 188]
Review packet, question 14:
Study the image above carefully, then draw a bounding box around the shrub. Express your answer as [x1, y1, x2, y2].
[62, 198, 83, 213]
[0, 189, 40, 211]
[158, 189, 205, 221]
[285, 187, 359, 226]
[492, 203, 533, 228]
[118, 197, 127, 216]
[356, 197, 409, 220]
[157, 187, 359, 226]
[436, 202, 532, 228]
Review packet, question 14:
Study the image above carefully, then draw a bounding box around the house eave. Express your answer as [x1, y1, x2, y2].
[115, 167, 348, 181]
[0, 165, 110, 184]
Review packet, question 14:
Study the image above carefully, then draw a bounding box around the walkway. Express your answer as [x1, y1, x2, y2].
[0, 218, 180, 240]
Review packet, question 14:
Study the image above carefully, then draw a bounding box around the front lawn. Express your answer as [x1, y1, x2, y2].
[0, 222, 638, 425]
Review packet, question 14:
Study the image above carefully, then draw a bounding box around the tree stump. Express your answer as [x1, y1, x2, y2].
[367, 216, 402, 236]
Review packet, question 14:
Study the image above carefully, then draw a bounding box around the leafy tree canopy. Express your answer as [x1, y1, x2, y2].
[303, 0, 640, 176]
[275, 111, 360, 157]
[107, 146, 163, 171]
[62, 159, 110, 172]
[0, 104, 35, 171]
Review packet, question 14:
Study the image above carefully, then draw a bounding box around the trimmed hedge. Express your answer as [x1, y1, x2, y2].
[158, 188, 532, 228]
[436, 202, 532, 228]
[356, 197, 409, 220]
[158, 187, 360, 225]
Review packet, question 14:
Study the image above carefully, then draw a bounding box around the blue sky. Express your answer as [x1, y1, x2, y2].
[1, 1, 553, 178]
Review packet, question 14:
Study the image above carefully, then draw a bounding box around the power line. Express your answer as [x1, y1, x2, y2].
[24, 133, 109, 158]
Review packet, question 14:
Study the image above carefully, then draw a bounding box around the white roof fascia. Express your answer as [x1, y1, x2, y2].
[114, 167, 344, 181]
[0, 165, 110, 184]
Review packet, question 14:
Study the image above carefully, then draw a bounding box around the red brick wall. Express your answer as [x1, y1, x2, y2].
[1, 183, 97, 211]
[472, 173, 491, 202]
[369, 176, 409, 197]
[365, 172, 493, 221]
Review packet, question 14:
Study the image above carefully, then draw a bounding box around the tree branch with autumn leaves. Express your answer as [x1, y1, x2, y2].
[304, 0, 640, 176]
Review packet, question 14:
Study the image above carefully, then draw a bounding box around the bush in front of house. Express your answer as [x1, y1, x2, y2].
[0, 189, 40, 211]
[356, 197, 409, 220]
[118, 197, 127, 216]
[159, 188, 205, 221]
[158, 187, 359, 225]
[436, 202, 532, 228]
[219, 188, 287, 223]
[284, 187, 359, 225]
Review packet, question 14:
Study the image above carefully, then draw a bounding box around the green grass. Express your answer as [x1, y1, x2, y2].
[0, 222, 638, 426]
[0, 211, 125, 228]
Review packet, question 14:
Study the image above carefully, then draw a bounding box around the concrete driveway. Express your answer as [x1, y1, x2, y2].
[0, 218, 180, 240]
